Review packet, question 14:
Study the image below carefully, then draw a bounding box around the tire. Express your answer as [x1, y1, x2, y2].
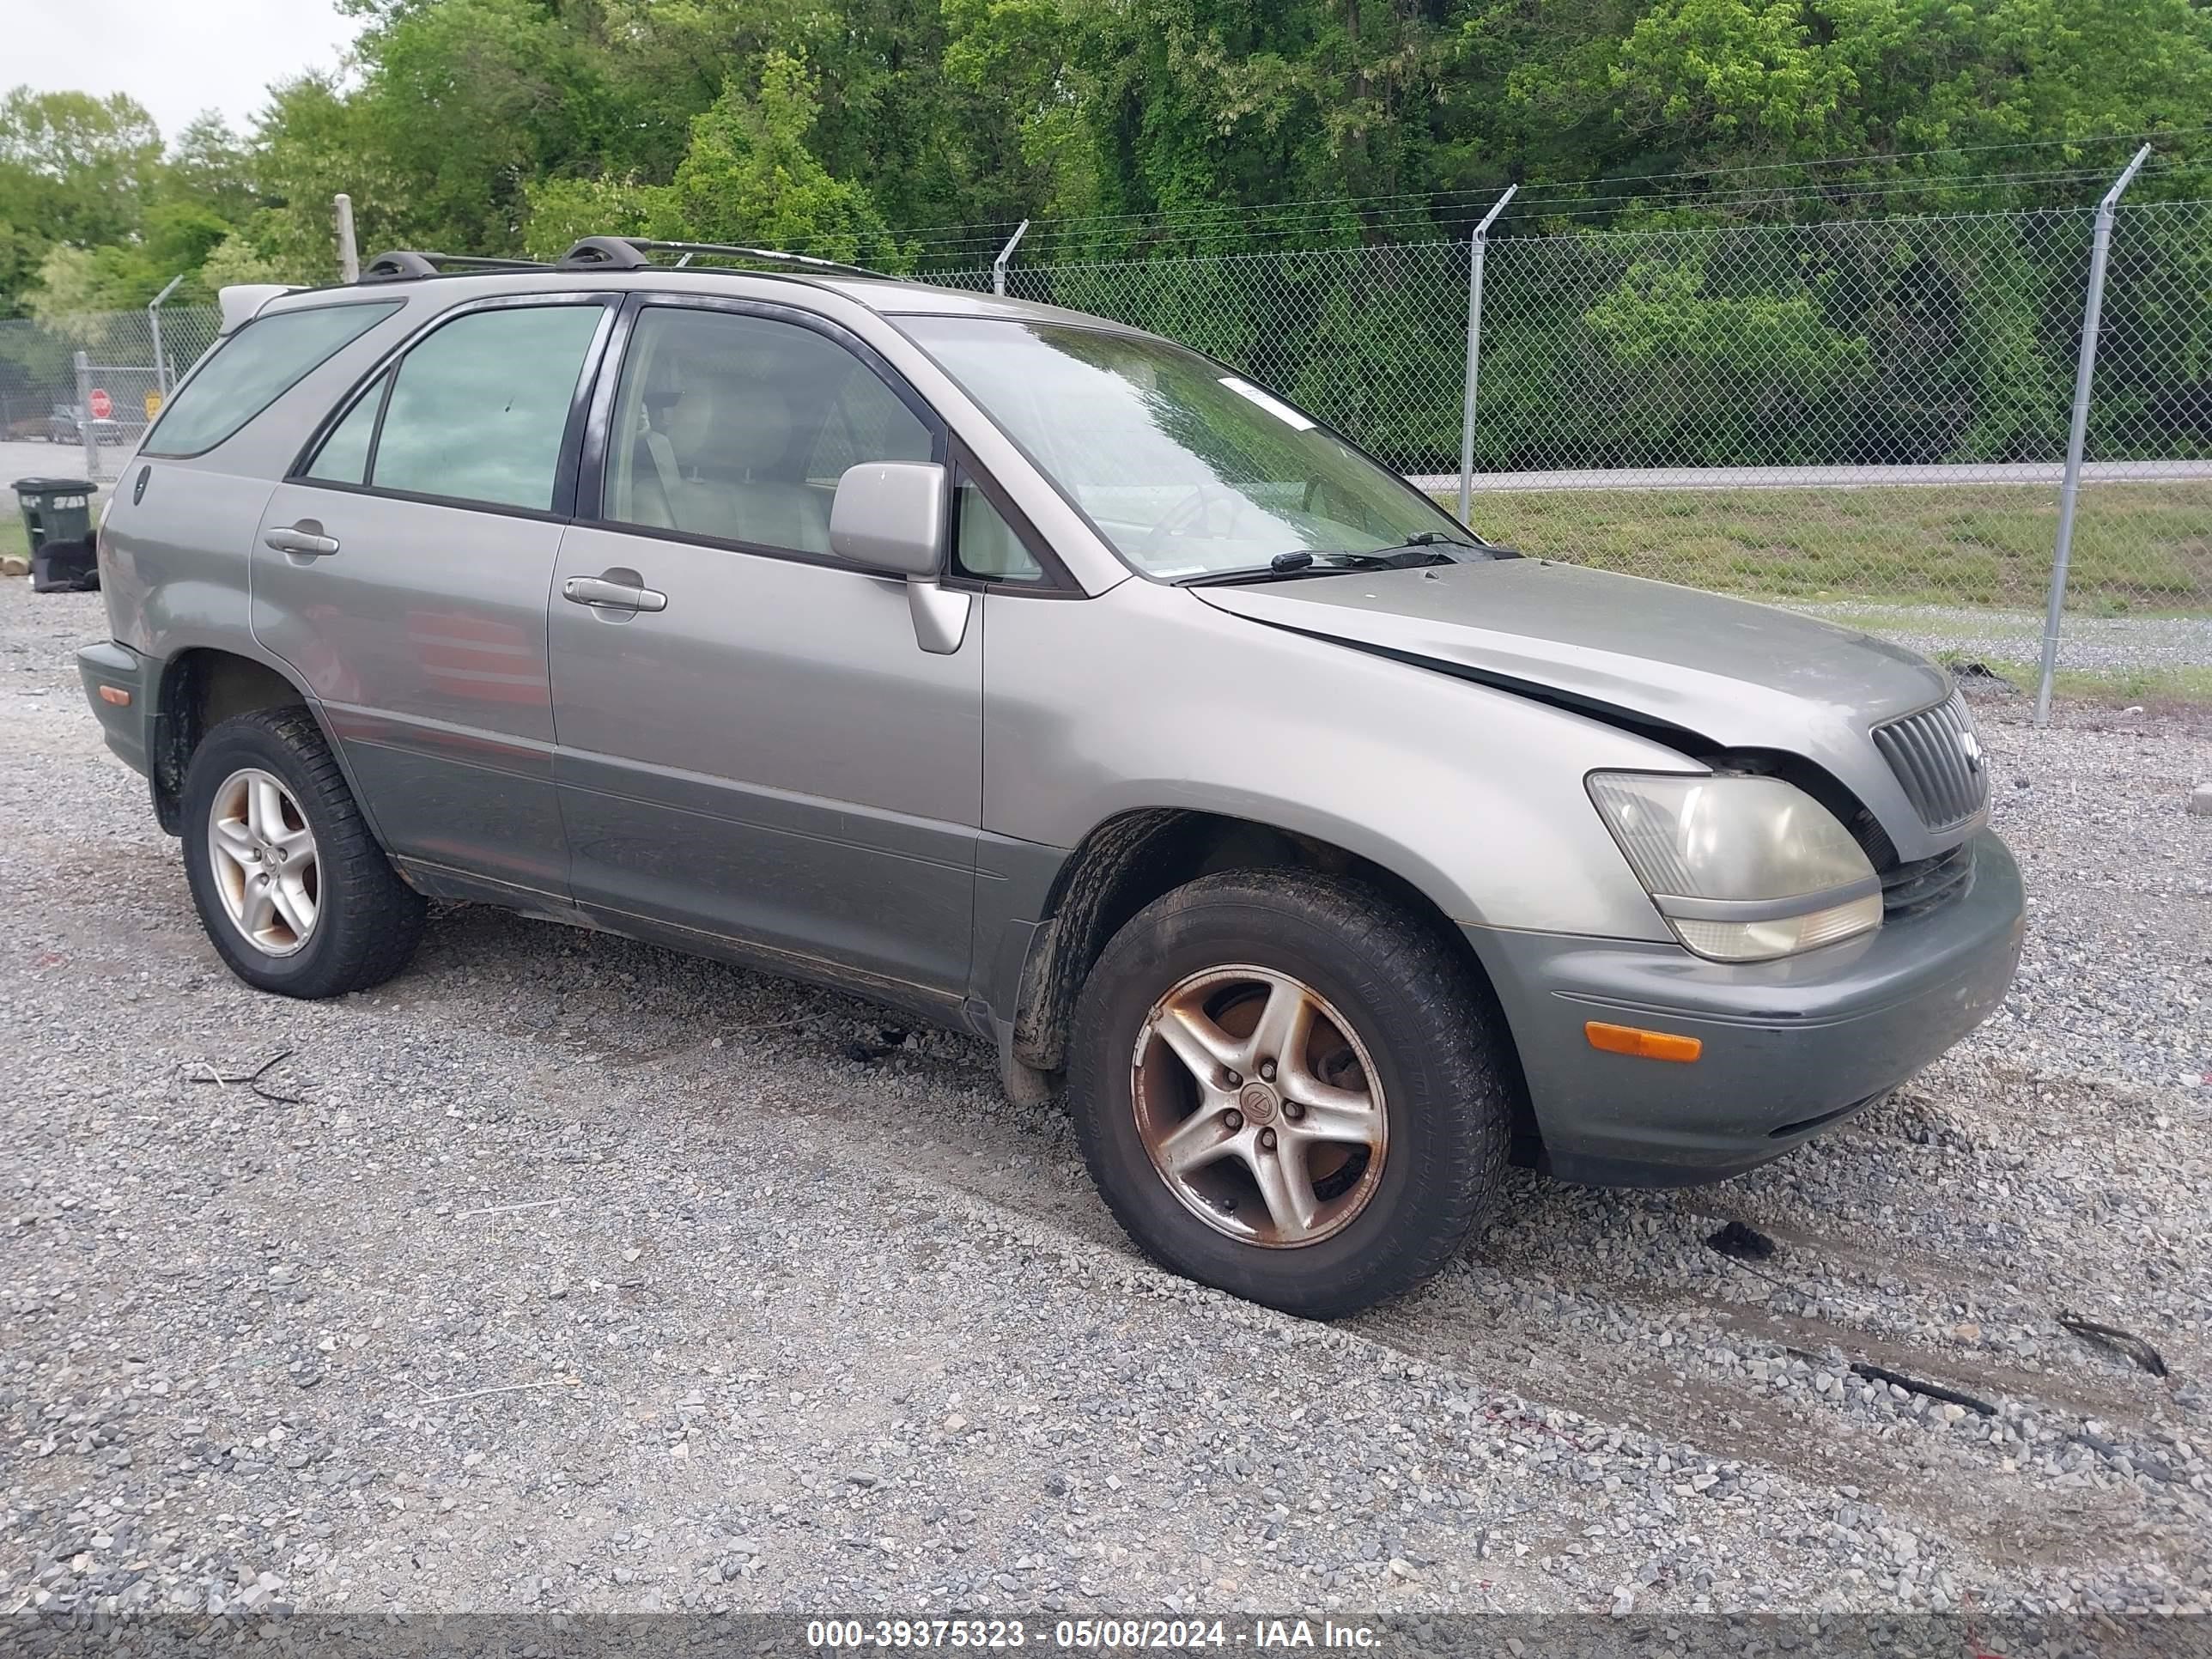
[180, 706, 426, 998]
[1067, 869, 1513, 1318]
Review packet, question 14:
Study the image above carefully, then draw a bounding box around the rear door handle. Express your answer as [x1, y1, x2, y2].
[563, 575, 668, 613]
[264, 524, 340, 557]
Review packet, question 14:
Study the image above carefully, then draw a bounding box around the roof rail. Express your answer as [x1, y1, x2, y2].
[555, 237, 895, 280]
[358, 250, 550, 283]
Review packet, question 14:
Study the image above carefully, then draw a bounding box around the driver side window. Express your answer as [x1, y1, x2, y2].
[603, 307, 933, 556]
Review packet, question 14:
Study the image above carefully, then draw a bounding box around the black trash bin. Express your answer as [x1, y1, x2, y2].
[11, 477, 100, 592]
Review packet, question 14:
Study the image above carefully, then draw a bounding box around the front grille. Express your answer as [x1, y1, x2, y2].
[1873, 695, 1987, 831]
[1881, 840, 1975, 918]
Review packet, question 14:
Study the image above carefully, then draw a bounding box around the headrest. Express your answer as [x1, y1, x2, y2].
[675, 380, 793, 473]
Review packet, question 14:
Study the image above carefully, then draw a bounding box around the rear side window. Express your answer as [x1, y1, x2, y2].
[305, 371, 386, 485]
[305, 304, 605, 511]
[143, 301, 398, 458]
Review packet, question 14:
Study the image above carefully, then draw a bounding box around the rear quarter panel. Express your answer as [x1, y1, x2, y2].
[100, 463, 278, 661]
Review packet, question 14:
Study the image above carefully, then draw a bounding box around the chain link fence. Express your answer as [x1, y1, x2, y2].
[960, 197, 2212, 690]
[9, 203, 2208, 691]
[0, 303, 220, 483]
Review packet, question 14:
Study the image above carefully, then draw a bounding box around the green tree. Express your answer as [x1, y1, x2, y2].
[660, 51, 902, 264]
[167, 113, 259, 226]
[198, 231, 311, 289]
[0, 88, 163, 247]
[520, 173, 659, 259]
[0, 88, 164, 312]
[252, 74, 398, 282]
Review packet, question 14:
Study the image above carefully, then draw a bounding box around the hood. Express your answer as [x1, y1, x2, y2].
[1191, 558, 1973, 863]
[1190, 557, 1950, 748]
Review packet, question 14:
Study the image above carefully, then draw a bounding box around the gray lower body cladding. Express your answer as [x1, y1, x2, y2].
[1468, 830, 2025, 1187]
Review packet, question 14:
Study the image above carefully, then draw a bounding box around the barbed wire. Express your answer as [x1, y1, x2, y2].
[913, 195, 2212, 280]
[902, 165, 2204, 264]
[904, 164, 2210, 269]
[882, 123, 2212, 250]
[890, 132, 2212, 261]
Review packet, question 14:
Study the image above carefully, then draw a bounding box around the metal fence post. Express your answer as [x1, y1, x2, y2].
[1456, 185, 1516, 527]
[334, 193, 361, 284]
[74, 349, 99, 481]
[991, 220, 1030, 297]
[2034, 144, 2151, 726]
[148, 272, 185, 396]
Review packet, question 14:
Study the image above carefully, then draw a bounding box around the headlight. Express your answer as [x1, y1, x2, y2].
[1586, 772, 1881, 962]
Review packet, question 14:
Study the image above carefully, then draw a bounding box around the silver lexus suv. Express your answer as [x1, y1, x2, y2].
[77, 239, 2024, 1317]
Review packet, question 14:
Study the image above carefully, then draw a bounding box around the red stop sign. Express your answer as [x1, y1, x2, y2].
[88, 389, 113, 421]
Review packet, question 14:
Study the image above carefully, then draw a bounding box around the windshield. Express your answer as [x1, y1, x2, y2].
[896, 316, 1479, 580]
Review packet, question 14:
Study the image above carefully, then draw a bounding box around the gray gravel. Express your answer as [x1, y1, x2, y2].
[2, 579, 2209, 1624]
[1791, 600, 2212, 677]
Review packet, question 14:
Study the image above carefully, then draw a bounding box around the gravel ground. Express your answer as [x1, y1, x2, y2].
[1792, 600, 2212, 678]
[3, 579, 2209, 1627]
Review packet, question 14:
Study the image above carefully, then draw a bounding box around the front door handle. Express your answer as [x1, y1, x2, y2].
[264, 523, 339, 557]
[563, 574, 668, 614]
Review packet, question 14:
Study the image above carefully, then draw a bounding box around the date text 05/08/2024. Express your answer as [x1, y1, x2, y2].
[805, 1619, 1382, 1650]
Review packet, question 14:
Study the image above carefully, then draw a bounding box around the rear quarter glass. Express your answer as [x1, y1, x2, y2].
[141, 301, 401, 459]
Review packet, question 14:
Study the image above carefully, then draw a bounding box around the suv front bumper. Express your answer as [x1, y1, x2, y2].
[1469, 829, 2025, 1187]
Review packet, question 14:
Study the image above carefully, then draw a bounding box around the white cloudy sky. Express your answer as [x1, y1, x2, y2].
[12, 0, 366, 141]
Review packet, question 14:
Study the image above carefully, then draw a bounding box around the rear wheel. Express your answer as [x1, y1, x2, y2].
[181, 707, 425, 998]
[1067, 869, 1513, 1318]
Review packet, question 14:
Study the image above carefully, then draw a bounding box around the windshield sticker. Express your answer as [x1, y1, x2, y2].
[1218, 376, 1315, 430]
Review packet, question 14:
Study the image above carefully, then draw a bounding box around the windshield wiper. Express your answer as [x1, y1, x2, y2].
[1176, 536, 1474, 588]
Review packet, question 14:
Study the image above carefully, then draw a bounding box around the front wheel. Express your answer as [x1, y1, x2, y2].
[1067, 869, 1514, 1318]
[180, 706, 426, 998]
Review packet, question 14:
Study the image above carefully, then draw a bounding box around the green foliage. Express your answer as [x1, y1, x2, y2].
[198, 232, 309, 290]
[14, 0, 2212, 306]
[0, 88, 163, 248]
[520, 174, 659, 261]
[660, 51, 899, 264]
[166, 115, 258, 226]
[3, 0, 2210, 477]
[1582, 252, 1871, 460]
[0, 88, 164, 314]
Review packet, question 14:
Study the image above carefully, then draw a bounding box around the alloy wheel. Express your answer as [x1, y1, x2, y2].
[1130, 964, 1388, 1247]
[206, 768, 321, 957]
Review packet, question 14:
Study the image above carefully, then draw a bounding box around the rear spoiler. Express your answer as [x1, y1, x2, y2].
[216, 284, 299, 336]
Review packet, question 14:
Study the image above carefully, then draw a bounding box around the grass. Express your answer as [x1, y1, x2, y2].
[0, 514, 26, 568]
[1446, 480, 2212, 613]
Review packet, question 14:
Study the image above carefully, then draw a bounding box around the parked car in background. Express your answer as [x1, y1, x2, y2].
[76, 245, 2025, 1318]
[45, 404, 130, 445]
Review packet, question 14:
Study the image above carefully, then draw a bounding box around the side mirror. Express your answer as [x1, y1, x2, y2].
[830, 461, 945, 578]
[829, 460, 970, 655]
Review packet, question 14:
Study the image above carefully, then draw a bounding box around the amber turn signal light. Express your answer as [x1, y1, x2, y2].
[98, 685, 131, 706]
[1584, 1020, 1702, 1063]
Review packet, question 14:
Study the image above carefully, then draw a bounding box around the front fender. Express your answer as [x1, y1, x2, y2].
[981, 580, 1692, 943]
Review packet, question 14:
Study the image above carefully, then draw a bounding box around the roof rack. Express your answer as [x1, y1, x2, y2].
[359, 250, 550, 283]
[556, 236, 895, 280]
[351, 238, 898, 287]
